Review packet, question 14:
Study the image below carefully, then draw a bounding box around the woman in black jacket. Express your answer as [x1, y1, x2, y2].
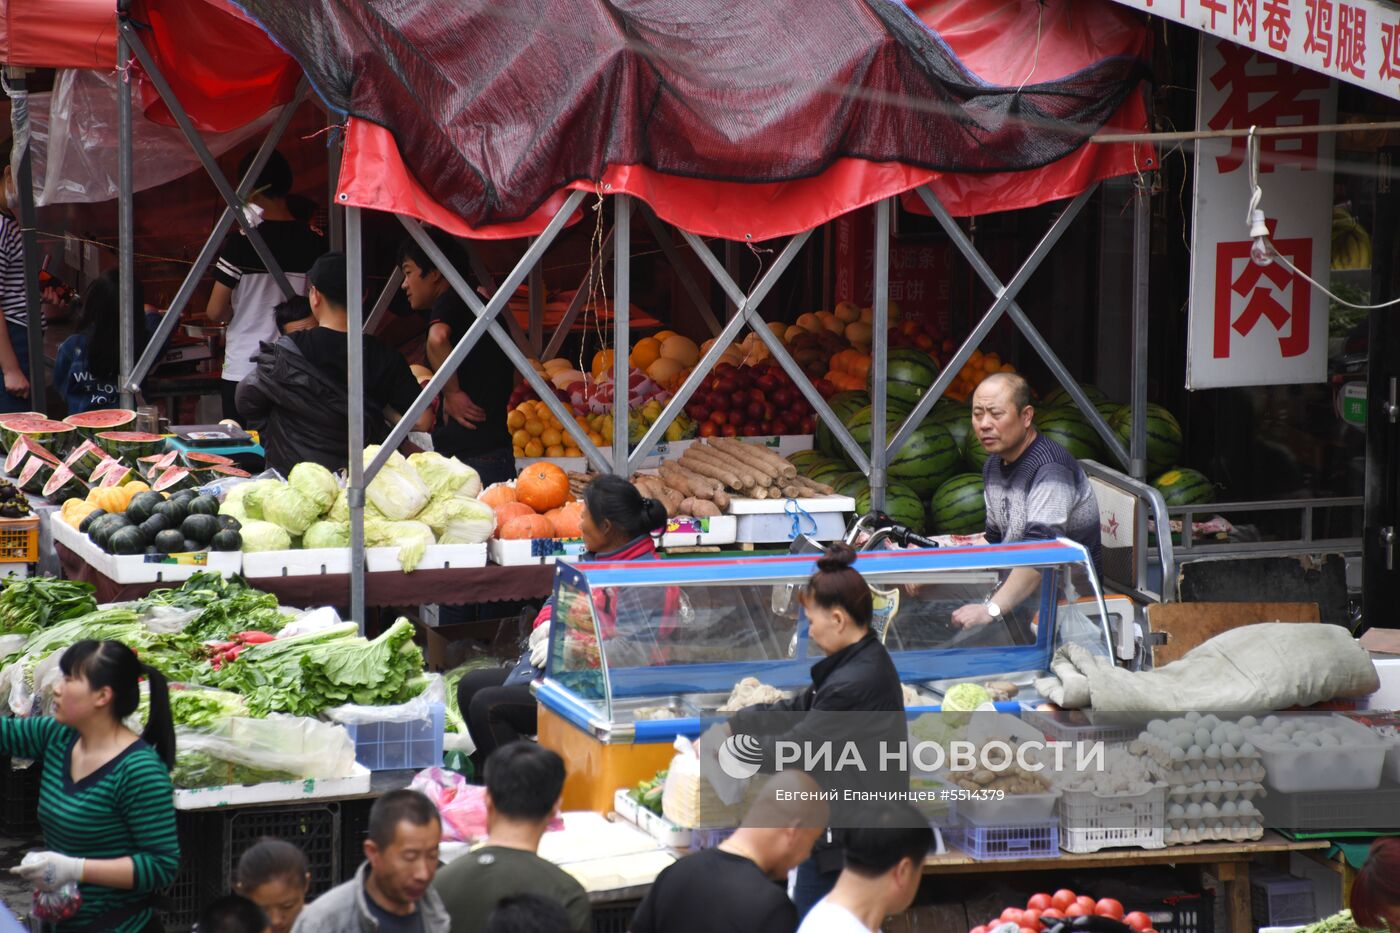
[726, 544, 907, 918]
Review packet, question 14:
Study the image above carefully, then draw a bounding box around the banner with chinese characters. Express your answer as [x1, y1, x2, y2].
[1105, 0, 1400, 99]
[833, 206, 951, 328]
[1186, 36, 1337, 389]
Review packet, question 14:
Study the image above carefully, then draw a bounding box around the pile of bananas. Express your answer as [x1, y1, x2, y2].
[1332, 207, 1372, 271]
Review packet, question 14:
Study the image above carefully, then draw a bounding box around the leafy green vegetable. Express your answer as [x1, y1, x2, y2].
[240, 520, 292, 552]
[261, 486, 319, 535]
[408, 452, 482, 500]
[363, 446, 429, 520]
[442, 658, 501, 734]
[132, 573, 288, 641]
[303, 520, 350, 550]
[364, 519, 436, 572]
[237, 479, 285, 521]
[138, 685, 249, 730]
[212, 619, 424, 716]
[418, 497, 495, 544]
[0, 577, 97, 636]
[1300, 910, 1386, 933]
[289, 462, 340, 515]
[5, 608, 205, 688]
[171, 752, 298, 789]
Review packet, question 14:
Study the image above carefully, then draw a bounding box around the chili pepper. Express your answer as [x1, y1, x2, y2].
[234, 631, 276, 644]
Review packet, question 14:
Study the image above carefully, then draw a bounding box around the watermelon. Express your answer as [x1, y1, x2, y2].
[806, 460, 848, 487]
[5, 436, 59, 474]
[786, 450, 826, 473]
[0, 419, 77, 456]
[929, 396, 968, 422]
[1109, 404, 1182, 476]
[139, 451, 180, 479]
[964, 432, 991, 472]
[830, 471, 870, 499]
[874, 348, 941, 407]
[182, 451, 235, 469]
[95, 431, 166, 460]
[42, 464, 88, 502]
[0, 411, 44, 425]
[816, 391, 870, 458]
[1035, 409, 1104, 461]
[210, 464, 253, 479]
[929, 474, 986, 535]
[15, 455, 54, 494]
[63, 408, 137, 440]
[152, 466, 197, 493]
[855, 483, 925, 533]
[929, 401, 972, 457]
[1041, 383, 1108, 408]
[89, 458, 128, 485]
[845, 401, 914, 452]
[887, 421, 960, 496]
[63, 440, 109, 477]
[1153, 468, 1215, 506]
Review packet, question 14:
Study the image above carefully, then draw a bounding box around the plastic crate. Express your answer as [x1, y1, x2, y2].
[160, 811, 216, 932]
[1021, 709, 1141, 745]
[342, 703, 445, 771]
[593, 902, 642, 933]
[0, 757, 42, 835]
[221, 803, 342, 900]
[1258, 785, 1400, 831]
[1059, 783, 1166, 853]
[950, 820, 1059, 860]
[1251, 870, 1317, 929]
[1130, 892, 1215, 933]
[0, 517, 38, 562]
[690, 827, 735, 850]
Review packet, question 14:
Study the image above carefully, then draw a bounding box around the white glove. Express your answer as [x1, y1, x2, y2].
[528, 624, 549, 668]
[13, 852, 84, 891]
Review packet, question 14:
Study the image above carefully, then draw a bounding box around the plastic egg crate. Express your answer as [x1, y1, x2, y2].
[1242, 714, 1387, 794]
[1132, 713, 1265, 775]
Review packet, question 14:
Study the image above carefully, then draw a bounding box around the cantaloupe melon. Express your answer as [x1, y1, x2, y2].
[659, 335, 700, 367]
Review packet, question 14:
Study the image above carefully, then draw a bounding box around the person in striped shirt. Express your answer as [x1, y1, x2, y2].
[1, 640, 179, 933]
[0, 136, 36, 412]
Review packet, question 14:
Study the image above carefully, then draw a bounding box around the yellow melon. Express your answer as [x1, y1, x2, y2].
[659, 335, 700, 367]
[796, 312, 823, 333]
[834, 301, 860, 323]
[646, 357, 686, 386]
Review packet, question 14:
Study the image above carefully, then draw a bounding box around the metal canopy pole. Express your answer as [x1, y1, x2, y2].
[346, 207, 366, 630]
[1129, 179, 1152, 481]
[625, 232, 810, 474]
[126, 80, 310, 391]
[542, 226, 613, 360]
[118, 20, 297, 301]
[328, 130, 345, 252]
[116, 31, 136, 411]
[528, 239, 544, 355]
[363, 267, 405, 335]
[640, 207, 722, 337]
[462, 242, 531, 351]
[896, 186, 1127, 468]
[612, 197, 631, 474]
[366, 190, 594, 483]
[869, 199, 891, 510]
[7, 68, 47, 412]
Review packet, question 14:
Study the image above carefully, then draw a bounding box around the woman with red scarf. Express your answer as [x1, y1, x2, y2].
[457, 475, 669, 771]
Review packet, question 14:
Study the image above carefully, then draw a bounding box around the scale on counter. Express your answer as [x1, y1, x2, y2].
[166, 424, 264, 465]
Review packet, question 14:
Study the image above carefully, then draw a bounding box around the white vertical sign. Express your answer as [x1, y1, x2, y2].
[1186, 35, 1337, 389]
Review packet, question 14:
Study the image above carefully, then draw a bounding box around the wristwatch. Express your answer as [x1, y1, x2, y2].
[985, 600, 1002, 619]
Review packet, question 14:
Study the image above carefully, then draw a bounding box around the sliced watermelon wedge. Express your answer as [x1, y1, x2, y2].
[183, 450, 235, 468]
[15, 455, 53, 494]
[140, 451, 180, 478]
[210, 464, 252, 479]
[64, 408, 137, 440]
[64, 440, 109, 477]
[43, 464, 88, 501]
[152, 466, 196, 493]
[1, 419, 77, 457]
[6, 436, 59, 474]
[95, 431, 166, 460]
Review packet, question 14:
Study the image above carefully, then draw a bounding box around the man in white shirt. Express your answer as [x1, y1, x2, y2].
[797, 802, 932, 933]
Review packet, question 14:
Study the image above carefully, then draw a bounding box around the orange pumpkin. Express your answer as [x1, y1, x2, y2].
[478, 483, 517, 509]
[515, 463, 570, 512]
[500, 514, 556, 540]
[545, 501, 585, 539]
[492, 502, 537, 529]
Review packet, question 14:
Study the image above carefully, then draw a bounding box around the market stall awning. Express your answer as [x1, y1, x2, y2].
[233, 0, 1154, 240]
[1105, 0, 1400, 101]
[0, 0, 115, 69]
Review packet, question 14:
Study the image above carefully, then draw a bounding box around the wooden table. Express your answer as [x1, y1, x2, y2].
[922, 833, 1328, 933]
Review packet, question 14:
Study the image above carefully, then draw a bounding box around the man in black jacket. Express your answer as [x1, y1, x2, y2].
[236, 252, 432, 474]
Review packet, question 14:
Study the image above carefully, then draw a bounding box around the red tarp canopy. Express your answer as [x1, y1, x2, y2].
[12, 0, 1153, 242]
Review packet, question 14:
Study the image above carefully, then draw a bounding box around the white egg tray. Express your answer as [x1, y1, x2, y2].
[1164, 819, 1264, 846]
[1164, 780, 1266, 803]
[1158, 761, 1267, 786]
[1243, 715, 1387, 794]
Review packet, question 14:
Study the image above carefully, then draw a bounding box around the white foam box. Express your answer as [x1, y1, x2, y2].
[1253, 715, 1388, 793]
[172, 763, 371, 810]
[614, 788, 693, 849]
[489, 537, 587, 566]
[516, 434, 816, 475]
[728, 494, 854, 544]
[659, 515, 736, 548]
[365, 543, 487, 573]
[242, 547, 353, 578]
[52, 515, 241, 583]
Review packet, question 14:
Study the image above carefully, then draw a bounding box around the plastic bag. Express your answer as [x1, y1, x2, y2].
[409, 767, 490, 843]
[138, 605, 202, 635]
[0, 633, 28, 662]
[279, 605, 343, 638]
[173, 715, 357, 787]
[325, 674, 444, 725]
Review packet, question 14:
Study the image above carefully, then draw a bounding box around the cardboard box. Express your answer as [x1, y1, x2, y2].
[415, 618, 520, 672]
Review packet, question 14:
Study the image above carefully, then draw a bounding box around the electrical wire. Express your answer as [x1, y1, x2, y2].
[1245, 127, 1400, 312]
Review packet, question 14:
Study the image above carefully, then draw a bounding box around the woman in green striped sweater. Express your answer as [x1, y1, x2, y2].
[0, 640, 180, 932]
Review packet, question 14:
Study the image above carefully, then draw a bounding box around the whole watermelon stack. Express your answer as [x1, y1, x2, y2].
[1040, 383, 1108, 408]
[1035, 407, 1104, 461]
[1152, 468, 1215, 506]
[886, 421, 960, 496]
[816, 391, 870, 459]
[929, 474, 986, 535]
[855, 484, 925, 533]
[930, 399, 972, 459]
[1109, 404, 1183, 476]
[872, 348, 942, 407]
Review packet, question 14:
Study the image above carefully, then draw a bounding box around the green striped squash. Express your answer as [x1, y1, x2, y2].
[787, 450, 827, 473]
[830, 471, 870, 499]
[816, 391, 870, 458]
[872, 348, 942, 407]
[887, 421, 960, 496]
[1110, 404, 1182, 476]
[1041, 383, 1108, 408]
[1152, 468, 1215, 506]
[1035, 408, 1104, 461]
[929, 473, 986, 535]
[856, 483, 926, 533]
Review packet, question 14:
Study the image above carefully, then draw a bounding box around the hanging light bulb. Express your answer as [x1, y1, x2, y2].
[1247, 209, 1272, 266]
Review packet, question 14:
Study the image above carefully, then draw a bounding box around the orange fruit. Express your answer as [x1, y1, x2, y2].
[506, 410, 526, 431]
[512, 429, 531, 448]
[524, 418, 546, 437]
[524, 439, 544, 458]
[545, 445, 565, 457]
[542, 428, 563, 447]
[563, 446, 582, 457]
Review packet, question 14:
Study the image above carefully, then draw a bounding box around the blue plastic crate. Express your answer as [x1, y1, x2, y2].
[342, 703, 445, 771]
[950, 820, 1059, 860]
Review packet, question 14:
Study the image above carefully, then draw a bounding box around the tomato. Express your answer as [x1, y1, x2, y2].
[1076, 897, 1098, 915]
[970, 926, 988, 933]
[1095, 899, 1125, 920]
[1027, 894, 1053, 912]
[1051, 891, 1078, 912]
[1040, 909, 1066, 921]
[1123, 913, 1153, 932]
[1019, 926, 1039, 933]
[1001, 908, 1025, 926]
[1065, 906, 1090, 918]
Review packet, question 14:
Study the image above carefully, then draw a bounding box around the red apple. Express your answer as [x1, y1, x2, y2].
[709, 410, 728, 426]
[720, 423, 738, 437]
[731, 391, 749, 410]
[746, 400, 765, 420]
[698, 421, 718, 438]
[708, 391, 729, 411]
